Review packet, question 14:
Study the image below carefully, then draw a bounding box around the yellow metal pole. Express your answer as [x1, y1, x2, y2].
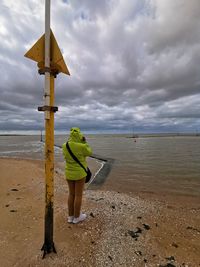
[24, 0, 70, 258]
[41, 0, 56, 257]
[41, 74, 56, 257]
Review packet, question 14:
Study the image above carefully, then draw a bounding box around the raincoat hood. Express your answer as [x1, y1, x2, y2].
[68, 127, 84, 143]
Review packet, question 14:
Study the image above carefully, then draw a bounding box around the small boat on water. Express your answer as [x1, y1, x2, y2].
[126, 134, 139, 140]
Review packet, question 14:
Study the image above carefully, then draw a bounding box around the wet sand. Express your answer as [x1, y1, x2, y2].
[0, 158, 200, 267]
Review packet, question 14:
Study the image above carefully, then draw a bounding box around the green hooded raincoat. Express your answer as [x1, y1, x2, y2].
[62, 128, 92, 180]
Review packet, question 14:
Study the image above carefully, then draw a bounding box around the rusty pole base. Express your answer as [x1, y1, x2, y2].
[41, 241, 56, 259]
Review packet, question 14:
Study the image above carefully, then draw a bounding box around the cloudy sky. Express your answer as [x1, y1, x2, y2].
[0, 0, 200, 133]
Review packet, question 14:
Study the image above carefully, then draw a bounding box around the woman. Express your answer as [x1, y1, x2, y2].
[62, 127, 92, 224]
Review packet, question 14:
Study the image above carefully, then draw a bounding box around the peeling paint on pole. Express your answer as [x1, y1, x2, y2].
[41, 73, 56, 257]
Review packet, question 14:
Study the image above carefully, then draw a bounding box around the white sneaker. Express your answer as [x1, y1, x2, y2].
[73, 213, 87, 224]
[68, 216, 74, 223]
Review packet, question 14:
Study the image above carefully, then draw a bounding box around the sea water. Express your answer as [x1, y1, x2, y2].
[0, 134, 200, 196]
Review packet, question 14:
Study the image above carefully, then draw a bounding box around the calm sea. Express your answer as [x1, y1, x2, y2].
[0, 134, 200, 196]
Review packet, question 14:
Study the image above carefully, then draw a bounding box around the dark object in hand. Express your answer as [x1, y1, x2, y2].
[85, 167, 92, 183]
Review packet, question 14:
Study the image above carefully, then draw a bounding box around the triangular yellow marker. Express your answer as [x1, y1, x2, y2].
[24, 30, 70, 75]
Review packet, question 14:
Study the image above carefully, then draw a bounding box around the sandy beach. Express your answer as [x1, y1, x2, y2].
[0, 158, 200, 267]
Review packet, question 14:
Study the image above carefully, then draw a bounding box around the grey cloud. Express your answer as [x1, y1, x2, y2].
[1, 0, 200, 133]
[146, 0, 200, 52]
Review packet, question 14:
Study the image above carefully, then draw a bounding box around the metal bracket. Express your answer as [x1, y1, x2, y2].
[38, 106, 58, 112]
[38, 67, 59, 78]
[41, 241, 56, 259]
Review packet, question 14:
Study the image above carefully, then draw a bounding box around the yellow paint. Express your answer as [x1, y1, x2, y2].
[45, 75, 55, 210]
[24, 30, 70, 75]
[24, 34, 44, 63]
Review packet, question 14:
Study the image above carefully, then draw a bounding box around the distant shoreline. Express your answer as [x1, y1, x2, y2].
[0, 134, 28, 136]
[128, 133, 200, 138]
[1, 133, 200, 138]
